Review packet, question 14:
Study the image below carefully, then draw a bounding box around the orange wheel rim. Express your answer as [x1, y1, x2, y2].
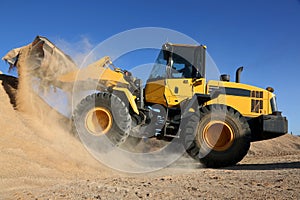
[85, 107, 113, 136]
[202, 120, 234, 151]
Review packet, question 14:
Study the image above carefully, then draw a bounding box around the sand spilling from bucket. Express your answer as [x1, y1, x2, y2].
[0, 45, 116, 192]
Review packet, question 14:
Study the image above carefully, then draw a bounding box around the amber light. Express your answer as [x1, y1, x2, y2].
[266, 87, 274, 93]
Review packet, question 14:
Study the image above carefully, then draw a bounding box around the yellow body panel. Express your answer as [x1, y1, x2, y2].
[193, 78, 206, 94]
[145, 79, 167, 106]
[165, 78, 193, 106]
[145, 78, 206, 107]
[113, 87, 139, 114]
[207, 80, 274, 117]
[145, 78, 273, 118]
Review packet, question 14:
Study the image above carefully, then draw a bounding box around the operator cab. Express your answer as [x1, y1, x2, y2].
[145, 43, 207, 106]
[148, 43, 206, 81]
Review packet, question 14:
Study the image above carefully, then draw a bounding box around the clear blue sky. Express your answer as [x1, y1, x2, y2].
[0, 0, 299, 134]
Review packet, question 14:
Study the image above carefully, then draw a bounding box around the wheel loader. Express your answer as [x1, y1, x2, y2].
[3, 36, 288, 168]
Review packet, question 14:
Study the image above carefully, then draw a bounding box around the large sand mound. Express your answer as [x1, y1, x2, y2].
[0, 41, 117, 194]
[0, 74, 113, 193]
[249, 133, 300, 156]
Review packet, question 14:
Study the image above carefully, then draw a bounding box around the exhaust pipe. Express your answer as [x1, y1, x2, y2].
[236, 66, 243, 83]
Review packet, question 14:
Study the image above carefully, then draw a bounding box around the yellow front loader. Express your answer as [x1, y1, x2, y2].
[3, 36, 288, 168]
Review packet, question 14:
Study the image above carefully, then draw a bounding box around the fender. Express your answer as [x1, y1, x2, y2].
[113, 87, 139, 114]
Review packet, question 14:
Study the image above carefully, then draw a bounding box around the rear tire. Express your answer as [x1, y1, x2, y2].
[183, 105, 251, 168]
[72, 92, 131, 146]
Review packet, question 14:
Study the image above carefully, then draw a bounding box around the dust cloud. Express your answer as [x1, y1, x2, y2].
[0, 41, 114, 193]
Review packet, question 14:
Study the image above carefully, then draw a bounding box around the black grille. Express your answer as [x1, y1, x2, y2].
[251, 91, 263, 98]
[251, 99, 263, 113]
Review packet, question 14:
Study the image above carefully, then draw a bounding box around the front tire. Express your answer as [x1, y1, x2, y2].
[118, 117, 142, 152]
[72, 92, 131, 146]
[183, 105, 251, 168]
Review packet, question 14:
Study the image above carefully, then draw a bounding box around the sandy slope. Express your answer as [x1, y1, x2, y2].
[0, 77, 299, 199]
[0, 78, 114, 195]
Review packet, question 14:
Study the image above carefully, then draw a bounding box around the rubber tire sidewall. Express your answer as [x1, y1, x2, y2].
[197, 106, 251, 167]
[72, 92, 131, 147]
[183, 105, 251, 168]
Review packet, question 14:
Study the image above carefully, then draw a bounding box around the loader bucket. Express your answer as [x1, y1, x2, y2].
[2, 36, 129, 93]
[2, 36, 78, 91]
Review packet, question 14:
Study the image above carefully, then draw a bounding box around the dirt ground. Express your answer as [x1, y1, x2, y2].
[0, 75, 299, 200]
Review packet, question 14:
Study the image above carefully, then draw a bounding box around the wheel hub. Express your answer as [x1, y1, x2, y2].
[85, 107, 113, 136]
[202, 120, 234, 151]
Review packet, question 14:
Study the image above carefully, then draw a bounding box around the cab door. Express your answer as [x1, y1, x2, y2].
[165, 78, 193, 106]
[164, 63, 194, 106]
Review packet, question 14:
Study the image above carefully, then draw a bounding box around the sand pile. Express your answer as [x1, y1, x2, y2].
[248, 133, 300, 156]
[0, 48, 113, 193]
[0, 78, 111, 186]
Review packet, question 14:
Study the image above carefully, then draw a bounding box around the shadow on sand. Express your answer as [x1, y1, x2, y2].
[224, 162, 300, 171]
[0, 74, 18, 108]
[169, 156, 300, 171]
